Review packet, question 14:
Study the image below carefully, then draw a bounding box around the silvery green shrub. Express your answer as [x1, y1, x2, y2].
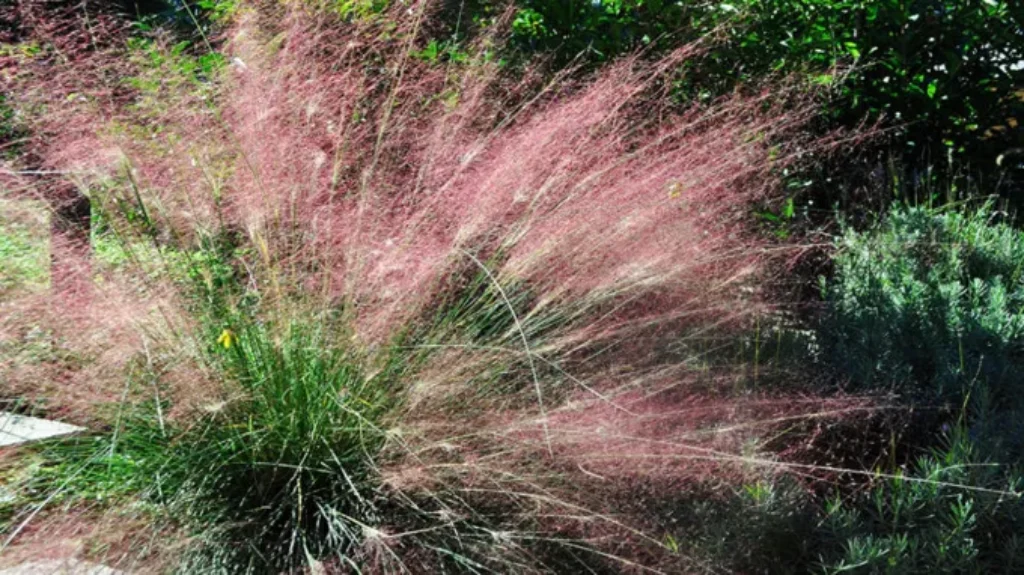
[823, 204, 1024, 400]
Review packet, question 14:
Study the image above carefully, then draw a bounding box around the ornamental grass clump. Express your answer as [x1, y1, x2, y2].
[0, 1, 862, 572]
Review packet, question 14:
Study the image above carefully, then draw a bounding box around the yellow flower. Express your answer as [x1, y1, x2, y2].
[217, 329, 237, 350]
[667, 180, 684, 199]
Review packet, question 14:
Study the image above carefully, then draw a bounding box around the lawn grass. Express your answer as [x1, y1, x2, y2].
[0, 199, 48, 297]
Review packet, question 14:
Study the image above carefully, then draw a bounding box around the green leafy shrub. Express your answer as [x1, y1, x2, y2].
[658, 429, 1024, 573]
[815, 204, 1024, 573]
[822, 204, 1024, 400]
[510, 0, 682, 59]
[696, 1, 1023, 158]
[277, 0, 1023, 190]
[819, 430, 1024, 574]
[194, 0, 239, 23]
[125, 36, 225, 105]
[506, 1, 1024, 202]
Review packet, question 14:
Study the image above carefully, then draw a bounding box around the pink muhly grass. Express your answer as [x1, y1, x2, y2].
[202, 6, 815, 345]
[0, 1, 873, 571]
[125, 3, 844, 566]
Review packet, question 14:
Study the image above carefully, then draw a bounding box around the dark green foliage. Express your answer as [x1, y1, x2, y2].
[818, 431, 1024, 574]
[813, 204, 1024, 572]
[510, 0, 683, 59]
[247, 1, 1020, 203]
[699, 1, 1022, 142]
[655, 430, 1024, 574]
[0, 93, 27, 158]
[665, 477, 820, 573]
[127, 0, 236, 35]
[506, 1, 1024, 202]
[822, 204, 1024, 401]
[717, 1, 1024, 203]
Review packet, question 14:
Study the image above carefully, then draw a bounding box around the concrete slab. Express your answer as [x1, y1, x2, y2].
[0, 560, 122, 575]
[0, 412, 84, 447]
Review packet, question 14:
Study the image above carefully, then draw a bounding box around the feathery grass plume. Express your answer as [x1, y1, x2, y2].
[0, 2, 177, 429]
[0, 1, 137, 299]
[0, 1, 863, 572]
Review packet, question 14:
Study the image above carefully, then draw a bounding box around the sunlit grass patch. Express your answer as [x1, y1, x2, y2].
[0, 199, 48, 296]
